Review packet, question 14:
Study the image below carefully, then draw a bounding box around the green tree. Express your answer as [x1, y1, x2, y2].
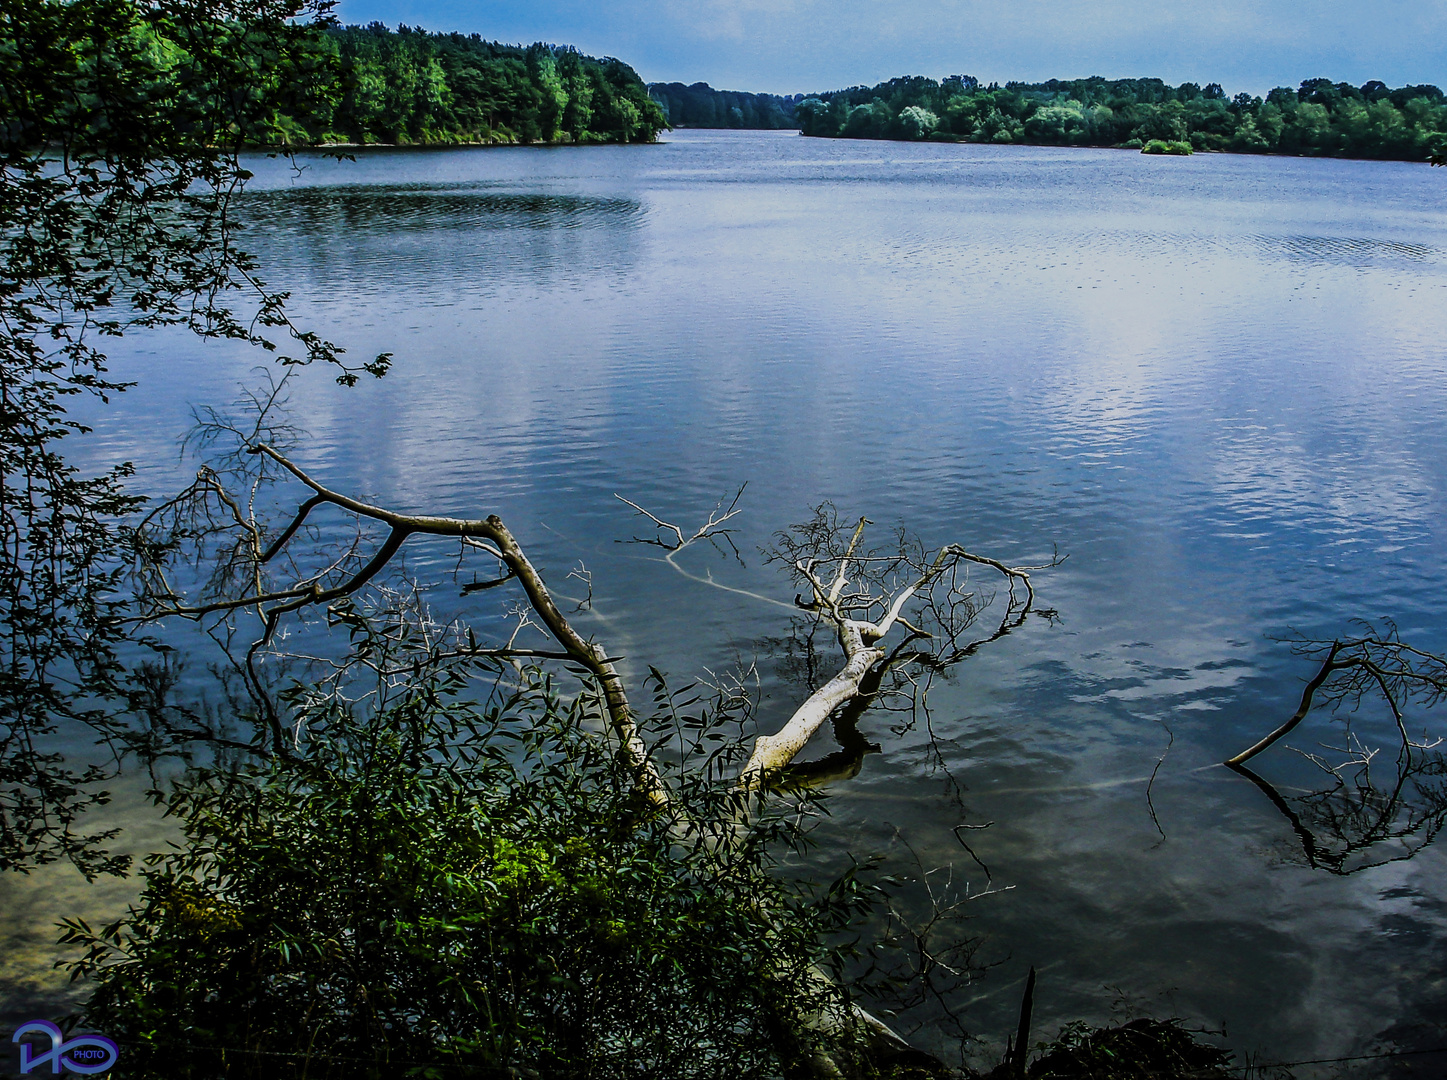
[795, 96, 834, 136]
[1132, 100, 1187, 143]
[1284, 101, 1333, 154]
[1365, 99, 1410, 157]
[1024, 100, 1087, 144]
[528, 45, 568, 141]
[1231, 114, 1272, 152]
[896, 105, 939, 139]
[560, 52, 595, 140]
[974, 106, 1022, 143]
[1256, 100, 1287, 146]
[1184, 98, 1234, 150]
[843, 101, 879, 137]
[942, 92, 982, 136]
[0, 0, 381, 877]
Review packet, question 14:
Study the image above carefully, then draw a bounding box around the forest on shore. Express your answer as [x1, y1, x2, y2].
[647, 82, 800, 129]
[74, 10, 1441, 160]
[792, 75, 1447, 160]
[641, 72, 1447, 163]
[256, 22, 667, 145]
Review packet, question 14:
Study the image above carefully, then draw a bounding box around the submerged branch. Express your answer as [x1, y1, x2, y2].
[1225, 641, 1345, 766]
[741, 514, 1052, 791]
[1226, 627, 1447, 766]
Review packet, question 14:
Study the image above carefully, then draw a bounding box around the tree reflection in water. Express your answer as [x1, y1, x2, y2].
[1227, 624, 1447, 875]
[1230, 752, 1447, 875]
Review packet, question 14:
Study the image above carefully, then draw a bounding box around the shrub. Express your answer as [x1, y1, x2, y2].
[1026, 1017, 1234, 1079]
[63, 671, 879, 1078]
[1141, 139, 1194, 155]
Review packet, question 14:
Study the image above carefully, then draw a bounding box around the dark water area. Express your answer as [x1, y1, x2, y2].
[6, 130, 1447, 1073]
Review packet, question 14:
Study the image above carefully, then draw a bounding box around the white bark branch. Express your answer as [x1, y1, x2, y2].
[827, 517, 870, 605]
[742, 527, 1046, 795]
[741, 622, 883, 790]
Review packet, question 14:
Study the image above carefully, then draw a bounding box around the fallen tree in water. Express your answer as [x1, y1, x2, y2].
[68, 417, 1060, 1077]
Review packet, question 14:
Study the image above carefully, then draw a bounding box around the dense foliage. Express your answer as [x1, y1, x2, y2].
[314, 25, 667, 146]
[63, 666, 878, 1078]
[0, 0, 381, 878]
[648, 81, 799, 130]
[796, 75, 1447, 160]
[0, 0, 660, 881]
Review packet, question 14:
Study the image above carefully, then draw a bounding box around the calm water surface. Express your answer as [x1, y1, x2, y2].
[7, 130, 1447, 1071]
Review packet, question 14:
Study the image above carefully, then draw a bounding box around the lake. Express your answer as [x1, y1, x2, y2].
[6, 129, 1447, 1073]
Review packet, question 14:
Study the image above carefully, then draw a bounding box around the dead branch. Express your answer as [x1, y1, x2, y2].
[1225, 627, 1447, 766]
[136, 444, 665, 801]
[741, 512, 1053, 790]
[615, 484, 747, 552]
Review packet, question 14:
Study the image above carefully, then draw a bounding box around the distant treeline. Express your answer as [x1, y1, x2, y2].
[265, 23, 667, 145]
[647, 82, 800, 129]
[794, 75, 1447, 160]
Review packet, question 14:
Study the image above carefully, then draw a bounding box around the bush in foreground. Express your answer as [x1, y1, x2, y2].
[63, 671, 878, 1078]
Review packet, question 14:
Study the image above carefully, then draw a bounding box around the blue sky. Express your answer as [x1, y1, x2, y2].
[332, 0, 1447, 97]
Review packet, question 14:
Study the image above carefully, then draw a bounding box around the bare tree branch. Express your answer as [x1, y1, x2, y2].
[1226, 625, 1447, 766]
[741, 512, 1056, 790]
[615, 484, 747, 552]
[135, 444, 665, 801]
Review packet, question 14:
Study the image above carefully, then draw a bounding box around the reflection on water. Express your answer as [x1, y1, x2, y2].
[254, 185, 643, 227]
[1231, 754, 1447, 876]
[8, 131, 1447, 1072]
[1258, 234, 1438, 267]
[243, 183, 645, 300]
[1225, 627, 1447, 877]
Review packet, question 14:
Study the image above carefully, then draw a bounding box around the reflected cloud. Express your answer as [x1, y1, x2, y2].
[1204, 421, 1431, 545]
